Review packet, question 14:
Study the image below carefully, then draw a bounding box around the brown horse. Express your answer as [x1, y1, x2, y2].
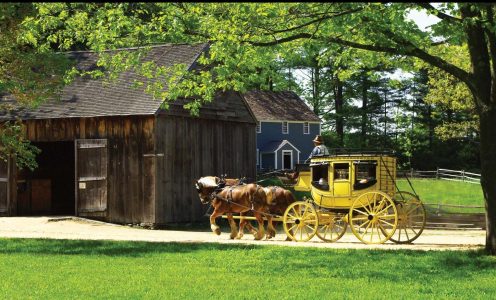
[243, 185, 296, 240]
[195, 176, 270, 240]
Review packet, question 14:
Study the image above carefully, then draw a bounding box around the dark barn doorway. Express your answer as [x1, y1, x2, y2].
[17, 141, 75, 215]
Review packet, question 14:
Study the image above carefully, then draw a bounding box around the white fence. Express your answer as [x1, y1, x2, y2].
[398, 168, 481, 184]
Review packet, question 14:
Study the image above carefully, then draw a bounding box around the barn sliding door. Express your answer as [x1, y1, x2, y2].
[75, 139, 108, 217]
[0, 158, 9, 215]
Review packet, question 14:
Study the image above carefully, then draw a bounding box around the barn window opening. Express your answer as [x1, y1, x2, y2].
[256, 121, 261, 133]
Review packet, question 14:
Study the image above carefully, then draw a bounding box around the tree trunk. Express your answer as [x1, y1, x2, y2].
[361, 73, 368, 148]
[334, 77, 344, 146]
[312, 61, 321, 115]
[479, 106, 496, 254]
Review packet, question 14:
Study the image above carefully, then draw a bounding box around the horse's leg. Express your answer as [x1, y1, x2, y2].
[253, 211, 265, 240]
[244, 219, 258, 237]
[227, 213, 238, 239]
[266, 215, 276, 240]
[236, 212, 247, 239]
[210, 208, 222, 235]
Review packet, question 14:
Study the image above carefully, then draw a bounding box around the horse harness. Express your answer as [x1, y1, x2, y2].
[207, 184, 280, 218]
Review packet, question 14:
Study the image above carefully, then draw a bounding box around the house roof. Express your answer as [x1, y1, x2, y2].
[242, 90, 320, 122]
[0, 43, 208, 120]
[260, 139, 300, 153]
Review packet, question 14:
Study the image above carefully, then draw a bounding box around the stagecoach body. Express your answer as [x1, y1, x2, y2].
[284, 150, 426, 244]
[295, 154, 396, 208]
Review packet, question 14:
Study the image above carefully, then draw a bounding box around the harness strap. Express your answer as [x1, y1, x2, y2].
[210, 188, 282, 219]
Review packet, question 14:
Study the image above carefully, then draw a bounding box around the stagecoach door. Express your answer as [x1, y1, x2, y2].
[332, 162, 351, 197]
[75, 139, 108, 218]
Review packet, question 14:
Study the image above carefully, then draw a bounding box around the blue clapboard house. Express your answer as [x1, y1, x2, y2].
[242, 90, 321, 171]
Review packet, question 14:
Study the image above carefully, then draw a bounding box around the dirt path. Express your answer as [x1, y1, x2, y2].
[0, 216, 485, 251]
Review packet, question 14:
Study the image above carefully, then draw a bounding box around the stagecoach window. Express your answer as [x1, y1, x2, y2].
[333, 163, 349, 180]
[311, 164, 329, 190]
[353, 161, 377, 190]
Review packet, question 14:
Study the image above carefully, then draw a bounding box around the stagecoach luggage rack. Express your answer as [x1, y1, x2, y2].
[317, 148, 395, 157]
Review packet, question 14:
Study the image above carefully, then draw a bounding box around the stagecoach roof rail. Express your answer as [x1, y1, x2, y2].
[314, 148, 395, 157]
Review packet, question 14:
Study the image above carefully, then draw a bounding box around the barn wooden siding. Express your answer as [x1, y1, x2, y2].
[21, 116, 156, 224]
[155, 116, 256, 223]
[155, 91, 257, 224]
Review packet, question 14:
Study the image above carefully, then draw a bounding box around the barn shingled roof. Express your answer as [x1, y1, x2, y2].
[241, 90, 320, 122]
[0, 43, 209, 120]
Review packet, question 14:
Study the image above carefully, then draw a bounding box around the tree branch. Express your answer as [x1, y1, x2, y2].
[416, 3, 463, 23]
[263, 7, 363, 35]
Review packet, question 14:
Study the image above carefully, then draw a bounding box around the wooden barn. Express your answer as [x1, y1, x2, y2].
[0, 43, 257, 225]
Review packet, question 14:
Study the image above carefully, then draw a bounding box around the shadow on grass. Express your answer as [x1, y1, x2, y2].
[0, 238, 495, 283]
[0, 238, 261, 257]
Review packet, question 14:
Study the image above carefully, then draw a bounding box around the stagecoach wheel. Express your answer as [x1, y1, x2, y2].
[283, 201, 318, 242]
[349, 191, 398, 244]
[316, 212, 347, 242]
[385, 191, 426, 244]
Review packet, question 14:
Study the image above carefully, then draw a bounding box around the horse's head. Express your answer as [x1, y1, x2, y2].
[195, 176, 221, 204]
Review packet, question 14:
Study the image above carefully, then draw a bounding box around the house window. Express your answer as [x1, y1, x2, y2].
[282, 121, 288, 134]
[256, 121, 261, 133]
[303, 122, 310, 134]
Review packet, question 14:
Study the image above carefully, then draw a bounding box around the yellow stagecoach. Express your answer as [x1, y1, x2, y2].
[285, 150, 426, 244]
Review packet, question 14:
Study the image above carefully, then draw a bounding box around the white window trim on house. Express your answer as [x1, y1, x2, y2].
[282, 150, 293, 170]
[303, 122, 310, 134]
[256, 121, 261, 133]
[282, 121, 289, 134]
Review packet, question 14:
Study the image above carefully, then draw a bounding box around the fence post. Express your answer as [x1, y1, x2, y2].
[410, 168, 413, 178]
[436, 167, 439, 180]
[462, 170, 465, 182]
[437, 203, 441, 216]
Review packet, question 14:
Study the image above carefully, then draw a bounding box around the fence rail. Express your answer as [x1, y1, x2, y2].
[398, 168, 481, 184]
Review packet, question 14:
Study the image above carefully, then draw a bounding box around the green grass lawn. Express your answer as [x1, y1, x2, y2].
[0, 238, 495, 299]
[396, 179, 484, 206]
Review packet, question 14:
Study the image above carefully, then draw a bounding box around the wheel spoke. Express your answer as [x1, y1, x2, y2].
[404, 227, 410, 241]
[378, 214, 397, 220]
[376, 203, 394, 215]
[368, 194, 376, 214]
[378, 219, 395, 227]
[293, 207, 301, 219]
[376, 224, 382, 241]
[408, 225, 418, 236]
[288, 223, 298, 233]
[357, 220, 370, 229]
[358, 197, 372, 214]
[362, 221, 372, 237]
[378, 221, 388, 237]
[405, 205, 422, 215]
[353, 208, 369, 216]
